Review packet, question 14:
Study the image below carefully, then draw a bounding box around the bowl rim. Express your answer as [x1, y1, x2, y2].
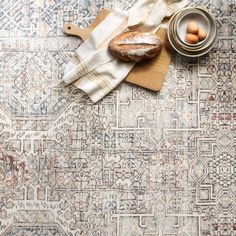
[172, 17, 216, 52]
[172, 12, 210, 51]
[175, 8, 210, 47]
[167, 7, 218, 57]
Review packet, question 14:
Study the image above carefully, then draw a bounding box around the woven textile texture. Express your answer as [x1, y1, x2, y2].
[0, 0, 235, 235]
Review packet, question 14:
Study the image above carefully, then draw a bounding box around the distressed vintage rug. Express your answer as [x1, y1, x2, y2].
[0, 0, 235, 235]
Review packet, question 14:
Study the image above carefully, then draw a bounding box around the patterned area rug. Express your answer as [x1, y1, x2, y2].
[0, 0, 235, 235]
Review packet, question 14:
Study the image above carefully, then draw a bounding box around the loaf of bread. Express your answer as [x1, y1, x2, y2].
[108, 31, 162, 62]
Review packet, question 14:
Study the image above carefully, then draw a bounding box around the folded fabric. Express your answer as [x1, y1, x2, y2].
[63, 0, 188, 103]
[128, 0, 189, 31]
[63, 8, 128, 85]
[128, 0, 166, 31]
[73, 60, 135, 103]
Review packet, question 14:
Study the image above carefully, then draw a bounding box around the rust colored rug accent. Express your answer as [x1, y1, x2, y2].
[0, 0, 235, 235]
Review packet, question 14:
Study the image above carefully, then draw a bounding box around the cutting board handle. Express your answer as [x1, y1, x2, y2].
[63, 9, 172, 92]
[64, 8, 110, 42]
[64, 23, 88, 41]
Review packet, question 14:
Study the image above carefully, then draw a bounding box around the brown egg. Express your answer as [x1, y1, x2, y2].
[187, 21, 199, 34]
[198, 28, 207, 41]
[185, 33, 199, 44]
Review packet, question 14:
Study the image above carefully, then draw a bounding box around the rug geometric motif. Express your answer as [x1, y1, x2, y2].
[0, 0, 235, 235]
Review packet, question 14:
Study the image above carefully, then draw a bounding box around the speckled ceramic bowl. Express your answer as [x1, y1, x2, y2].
[167, 7, 217, 57]
[176, 8, 210, 47]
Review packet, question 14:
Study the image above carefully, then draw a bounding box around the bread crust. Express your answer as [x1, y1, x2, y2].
[108, 31, 162, 62]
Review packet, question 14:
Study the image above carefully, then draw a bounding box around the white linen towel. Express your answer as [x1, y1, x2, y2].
[63, 0, 188, 103]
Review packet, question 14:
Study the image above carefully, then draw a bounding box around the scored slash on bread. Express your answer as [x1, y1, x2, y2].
[108, 31, 163, 62]
[63, 9, 172, 91]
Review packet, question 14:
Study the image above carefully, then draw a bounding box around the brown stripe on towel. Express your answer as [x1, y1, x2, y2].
[86, 71, 112, 95]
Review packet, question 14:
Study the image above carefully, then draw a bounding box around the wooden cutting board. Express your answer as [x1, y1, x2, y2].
[64, 9, 172, 91]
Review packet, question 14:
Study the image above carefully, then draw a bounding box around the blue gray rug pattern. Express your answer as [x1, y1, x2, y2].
[0, 0, 235, 235]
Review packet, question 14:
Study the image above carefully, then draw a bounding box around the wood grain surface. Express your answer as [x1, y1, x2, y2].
[63, 9, 172, 91]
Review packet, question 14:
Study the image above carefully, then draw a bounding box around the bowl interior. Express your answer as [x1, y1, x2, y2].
[167, 8, 217, 57]
[177, 11, 210, 46]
